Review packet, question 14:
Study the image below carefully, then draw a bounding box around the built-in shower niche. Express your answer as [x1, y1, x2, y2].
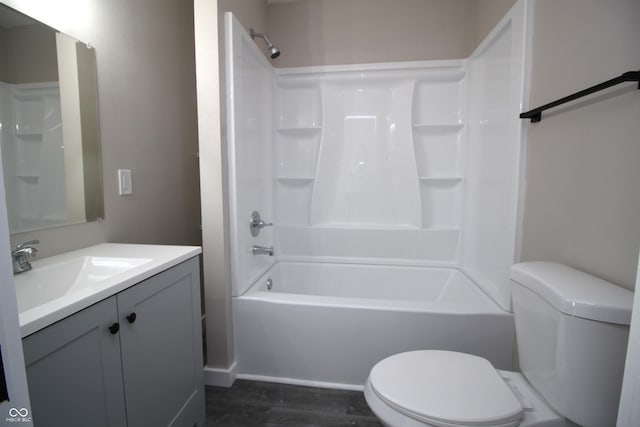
[273, 80, 322, 225]
[0, 82, 67, 232]
[411, 73, 466, 230]
[274, 127, 320, 224]
[413, 124, 464, 229]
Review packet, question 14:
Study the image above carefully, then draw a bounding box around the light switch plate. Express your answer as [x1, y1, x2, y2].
[118, 169, 133, 195]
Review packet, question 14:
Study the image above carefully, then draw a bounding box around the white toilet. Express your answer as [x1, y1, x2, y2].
[364, 262, 633, 427]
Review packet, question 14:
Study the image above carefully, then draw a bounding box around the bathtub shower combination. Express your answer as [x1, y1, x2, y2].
[0, 82, 68, 232]
[224, 1, 529, 389]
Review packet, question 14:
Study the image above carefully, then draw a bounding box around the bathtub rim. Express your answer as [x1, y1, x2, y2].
[237, 260, 511, 316]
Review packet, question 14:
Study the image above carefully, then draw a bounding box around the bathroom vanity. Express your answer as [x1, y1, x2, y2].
[15, 243, 204, 427]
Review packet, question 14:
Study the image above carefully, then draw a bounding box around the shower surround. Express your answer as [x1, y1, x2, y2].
[0, 82, 68, 232]
[222, 0, 529, 389]
[274, 62, 465, 264]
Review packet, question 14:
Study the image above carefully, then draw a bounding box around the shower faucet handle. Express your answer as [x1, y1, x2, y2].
[250, 211, 272, 237]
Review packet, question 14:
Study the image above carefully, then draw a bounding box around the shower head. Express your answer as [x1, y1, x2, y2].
[250, 28, 281, 59]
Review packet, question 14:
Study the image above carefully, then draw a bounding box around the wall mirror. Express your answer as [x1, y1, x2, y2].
[0, 3, 103, 234]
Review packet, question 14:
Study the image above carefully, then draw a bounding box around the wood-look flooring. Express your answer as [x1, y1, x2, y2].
[205, 380, 383, 426]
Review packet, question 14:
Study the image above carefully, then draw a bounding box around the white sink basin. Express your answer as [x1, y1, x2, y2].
[15, 256, 150, 312]
[15, 243, 201, 337]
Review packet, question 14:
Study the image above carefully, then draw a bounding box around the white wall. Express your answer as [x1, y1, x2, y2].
[520, 0, 640, 290]
[619, 251, 640, 425]
[0, 146, 32, 426]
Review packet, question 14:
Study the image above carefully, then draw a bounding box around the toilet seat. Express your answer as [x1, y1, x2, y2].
[367, 350, 524, 427]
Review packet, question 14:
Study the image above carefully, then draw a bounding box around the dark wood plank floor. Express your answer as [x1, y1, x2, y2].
[205, 380, 383, 426]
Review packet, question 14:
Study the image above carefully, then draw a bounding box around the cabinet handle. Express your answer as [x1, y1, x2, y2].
[126, 313, 137, 324]
[109, 322, 120, 334]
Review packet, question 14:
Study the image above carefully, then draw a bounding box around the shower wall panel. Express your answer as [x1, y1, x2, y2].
[225, 13, 275, 296]
[311, 82, 420, 227]
[462, 0, 529, 311]
[0, 82, 68, 233]
[274, 62, 467, 265]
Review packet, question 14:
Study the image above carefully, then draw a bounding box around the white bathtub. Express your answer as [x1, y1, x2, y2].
[233, 262, 514, 390]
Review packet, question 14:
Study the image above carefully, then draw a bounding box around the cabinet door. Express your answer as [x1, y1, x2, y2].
[22, 296, 127, 427]
[117, 257, 204, 427]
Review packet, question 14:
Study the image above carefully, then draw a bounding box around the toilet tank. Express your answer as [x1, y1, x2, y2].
[510, 262, 633, 427]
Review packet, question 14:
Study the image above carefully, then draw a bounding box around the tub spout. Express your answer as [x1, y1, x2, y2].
[252, 245, 274, 256]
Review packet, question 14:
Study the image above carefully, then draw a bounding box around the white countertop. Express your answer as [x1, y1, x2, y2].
[15, 243, 201, 337]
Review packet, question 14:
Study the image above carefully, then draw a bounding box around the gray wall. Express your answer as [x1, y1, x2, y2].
[3, 0, 202, 256]
[471, 0, 515, 47]
[1, 24, 58, 83]
[267, 0, 474, 67]
[520, 0, 640, 290]
[266, 0, 515, 67]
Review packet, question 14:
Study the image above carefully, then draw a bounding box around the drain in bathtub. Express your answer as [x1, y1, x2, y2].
[266, 278, 273, 290]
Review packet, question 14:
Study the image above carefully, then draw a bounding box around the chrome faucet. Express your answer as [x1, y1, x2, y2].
[249, 211, 273, 237]
[251, 245, 274, 256]
[12, 240, 39, 274]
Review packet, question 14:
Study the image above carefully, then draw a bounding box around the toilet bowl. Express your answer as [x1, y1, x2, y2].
[364, 350, 569, 427]
[364, 262, 633, 427]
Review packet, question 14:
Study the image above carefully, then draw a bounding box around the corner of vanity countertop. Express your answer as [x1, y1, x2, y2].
[18, 243, 202, 337]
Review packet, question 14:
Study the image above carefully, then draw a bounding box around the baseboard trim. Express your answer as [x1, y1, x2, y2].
[203, 360, 237, 387]
[235, 373, 363, 392]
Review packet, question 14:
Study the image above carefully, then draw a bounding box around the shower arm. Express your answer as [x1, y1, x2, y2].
[250, 29, 274, 47]
[249, 28, 280, 59]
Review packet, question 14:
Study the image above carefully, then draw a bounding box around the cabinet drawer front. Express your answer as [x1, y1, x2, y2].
[118, 257, 204, 427]
[23, 297, 127, 427]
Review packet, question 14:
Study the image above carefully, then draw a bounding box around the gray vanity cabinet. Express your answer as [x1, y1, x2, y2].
[22, 296, 127, 427]
[117, 257, 204, 427]
[22, 257, 204, 427]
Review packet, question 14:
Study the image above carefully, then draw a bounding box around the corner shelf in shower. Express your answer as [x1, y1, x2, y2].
[13, 132, 43, 141]
[16, 175, 39, 182]
[276, 176, 315, 182]
[418, 176, 463, 183]
[275, 126, 322, 133]
[418, 175, 463, 230]
[412, 123, 464, 131]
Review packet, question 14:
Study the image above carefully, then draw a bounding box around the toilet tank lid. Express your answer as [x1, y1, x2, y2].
[510, 262, 633, 325]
